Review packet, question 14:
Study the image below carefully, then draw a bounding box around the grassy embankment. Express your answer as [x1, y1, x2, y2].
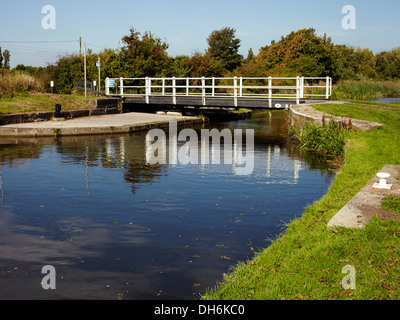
[203, 100, 400, 300]
[0, 71, 96, 115]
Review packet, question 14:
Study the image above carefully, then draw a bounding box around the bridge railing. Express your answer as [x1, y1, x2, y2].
[105, 76, 332, 105]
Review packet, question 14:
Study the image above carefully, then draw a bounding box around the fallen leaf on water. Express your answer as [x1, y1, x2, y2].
[221, 256, 231, 261]
[193, 283, 201, 287]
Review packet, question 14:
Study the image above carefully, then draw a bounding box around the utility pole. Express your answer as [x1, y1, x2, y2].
[84, 44, 87, 98]
[96, 57, 101, 95]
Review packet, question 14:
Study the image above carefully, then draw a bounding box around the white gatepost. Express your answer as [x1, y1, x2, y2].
[105, 77, 110, 96]
[120, 77, 124, 96]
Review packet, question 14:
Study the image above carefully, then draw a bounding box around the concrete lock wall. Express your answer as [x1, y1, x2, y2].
[0, 98, 122, 126]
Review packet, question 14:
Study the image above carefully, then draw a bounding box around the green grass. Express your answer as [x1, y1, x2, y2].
[381, 196, 400, 214]
[0, 92, 95, 115]
[203, 100, 400, 300]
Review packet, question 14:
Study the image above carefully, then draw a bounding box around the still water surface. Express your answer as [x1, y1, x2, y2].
[0, 111, 335, 300]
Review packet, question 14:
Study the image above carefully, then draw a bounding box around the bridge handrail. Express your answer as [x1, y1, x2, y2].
[105, 76, 332, 105]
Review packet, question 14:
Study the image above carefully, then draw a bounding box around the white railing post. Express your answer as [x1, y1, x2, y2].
[326, 76, 330, 99]
[162, 78, 165, 96]
[301, 76, 304, 99]
[233, 77, 238, 107]
[145, 77, 149, 104]
[212, 77, 215, 97]
[202, 77, 206, 105]
[239, 77, 243, 97]
[173, 77, 176, 105]
[120, 77, 124, 96]
[268, 76, 272, 108]
[296, 76, 300, 105]
[186, 78, 189, 96]
[105, 77, 110, 96]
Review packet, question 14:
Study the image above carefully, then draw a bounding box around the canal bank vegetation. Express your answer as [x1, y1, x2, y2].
[289, 120, 350, 157]
[203, 100, 400, 300]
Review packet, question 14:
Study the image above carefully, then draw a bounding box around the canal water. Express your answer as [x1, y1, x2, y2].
[0, 111, 335, 300]
[366, 97, 400, 103]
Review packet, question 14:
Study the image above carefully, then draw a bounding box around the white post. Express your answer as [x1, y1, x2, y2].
[186, 78, 189, 96]
[301, 76, 304, 99]
[145, 77, 149, 104]
[268, 76, 272, 108]
[212, 77, 215, 97]
[234, 77, 238, 107]
[173, 77, 176, 105]
[105, 78, 110, 96]
[326, 76, 330, 99]
[162, 78, 165, 96]
[120, 77, 124, 96]
[239, 77, 243, 97]
[202, 77, 206, 105]
[296, 76, 300, 105]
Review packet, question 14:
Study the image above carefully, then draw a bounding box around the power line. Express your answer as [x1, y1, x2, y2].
[0, 40, 79, 44]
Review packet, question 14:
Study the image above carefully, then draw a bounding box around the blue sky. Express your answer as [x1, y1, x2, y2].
[1, 0, 399, 67]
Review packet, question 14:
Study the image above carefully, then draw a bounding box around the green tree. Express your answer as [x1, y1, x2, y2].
[181, 51, 224, 78]
[120, 28, 171, 78]
[376, 48, 400, 80]
[256, 28, 337, 78]
[244, 48, 255, 64]
[3, 50, 10, 69]
[206, 27, 243, 72]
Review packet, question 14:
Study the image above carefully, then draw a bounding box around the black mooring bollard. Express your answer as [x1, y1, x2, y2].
[55, 104, 62, 118]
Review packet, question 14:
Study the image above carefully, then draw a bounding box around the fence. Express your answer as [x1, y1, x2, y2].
[105, 76, 332, 105]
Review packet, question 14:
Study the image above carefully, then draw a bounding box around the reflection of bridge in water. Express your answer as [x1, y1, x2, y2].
[105, 76, 332, 109]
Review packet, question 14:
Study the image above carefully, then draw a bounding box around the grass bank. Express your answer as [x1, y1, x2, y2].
[203, 100, 400, 300]
[0, 92, 95, 115]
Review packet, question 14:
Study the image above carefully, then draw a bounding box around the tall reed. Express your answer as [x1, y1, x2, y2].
[290, 119, 350, 156]
[331, 80, 400, 100]
[0, 71, 41, 98]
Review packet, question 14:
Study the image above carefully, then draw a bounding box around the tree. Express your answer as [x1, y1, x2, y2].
[180, 51, 224, 78]
[0, 47, 3, 68]
[256, 28, 337, 78]
[3, 49, 10, 69]
[244, 48, 255, 64]
[206, 27, 243, 72]
[120, 28, 171, 78]
[376, 48, 400, 80]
